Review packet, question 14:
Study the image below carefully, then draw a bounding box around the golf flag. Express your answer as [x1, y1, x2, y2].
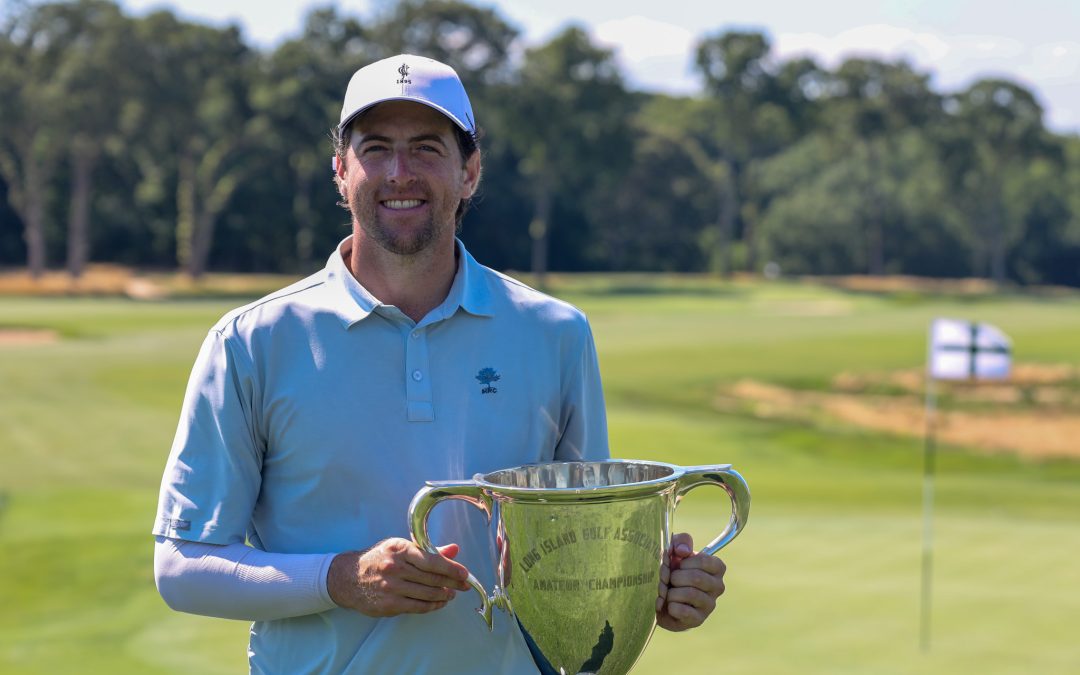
[920, 317, 1012, 652]
[928, 318, 1012, 381]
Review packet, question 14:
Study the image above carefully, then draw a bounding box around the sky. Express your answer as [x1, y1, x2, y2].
[119, 0, 1080, 134]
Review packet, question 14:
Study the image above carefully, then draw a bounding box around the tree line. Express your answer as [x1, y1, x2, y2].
[2, 0, 1079, 286]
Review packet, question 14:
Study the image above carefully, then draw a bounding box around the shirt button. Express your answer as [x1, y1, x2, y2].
[412, 370, 423, 382]
[411, 331, 421, 339]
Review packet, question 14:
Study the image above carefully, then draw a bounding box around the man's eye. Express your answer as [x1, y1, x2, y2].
[361, 145, 387, 154]
[418, 144, 442, 153]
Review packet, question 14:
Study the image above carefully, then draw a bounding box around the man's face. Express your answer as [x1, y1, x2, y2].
[337, 100, 480, 256]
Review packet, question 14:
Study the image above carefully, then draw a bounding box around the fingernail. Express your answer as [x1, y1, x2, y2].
[676, 544, 692, 555]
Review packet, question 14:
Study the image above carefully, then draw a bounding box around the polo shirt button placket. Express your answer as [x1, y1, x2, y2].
[405, 326, 434, 422]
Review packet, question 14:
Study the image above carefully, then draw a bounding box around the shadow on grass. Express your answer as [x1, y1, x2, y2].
[570, 284, 750, 299]
[814, 275, 1080, 305]
[518, 275, 752, 300]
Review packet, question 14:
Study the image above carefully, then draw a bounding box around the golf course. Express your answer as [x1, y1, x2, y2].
[2, 275, 1078, 674]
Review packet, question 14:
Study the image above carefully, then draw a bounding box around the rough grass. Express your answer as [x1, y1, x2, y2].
[2, 277, 1079, 674]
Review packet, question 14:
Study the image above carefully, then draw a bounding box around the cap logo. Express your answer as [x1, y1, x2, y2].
[396, 63, 411, 85]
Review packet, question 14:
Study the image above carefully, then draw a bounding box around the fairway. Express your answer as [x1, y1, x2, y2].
[2, 279, 1079, 674]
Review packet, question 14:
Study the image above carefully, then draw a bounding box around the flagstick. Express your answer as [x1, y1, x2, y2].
[919, 375, 938, 652]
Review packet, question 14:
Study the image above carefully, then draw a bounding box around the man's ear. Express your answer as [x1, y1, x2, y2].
[462, 150, 482, 199]
[334, 152, 351, 205]
[334, 153, 347, 182]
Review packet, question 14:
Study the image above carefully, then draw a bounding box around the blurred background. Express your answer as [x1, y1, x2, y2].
[2, 0, 1080, 285]
[1, 1, 1078, 673]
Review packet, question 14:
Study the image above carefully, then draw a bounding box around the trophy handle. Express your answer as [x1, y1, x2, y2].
[674, 465, 751, 556]
[408, 480, 497, 629]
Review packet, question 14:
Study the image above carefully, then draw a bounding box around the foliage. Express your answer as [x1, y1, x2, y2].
[1, 0, 1078, 286]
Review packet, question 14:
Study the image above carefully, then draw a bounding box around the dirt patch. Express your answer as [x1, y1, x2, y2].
[759, 299, 853, 317]
[819, 275, 999, 295]
[716, 367, 1080, 459]
[0, 328, 59, 346]
[0, 265, 294, 299]
[816, 274, 1080, 297]
[832, 364, 1080, 407]
[0, 264, 138, 296]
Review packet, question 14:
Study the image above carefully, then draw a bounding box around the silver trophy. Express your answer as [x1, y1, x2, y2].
[408, 460, 750, 675]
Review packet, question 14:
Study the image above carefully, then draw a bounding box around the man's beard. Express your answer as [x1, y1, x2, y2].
[348, 184, 450, 256]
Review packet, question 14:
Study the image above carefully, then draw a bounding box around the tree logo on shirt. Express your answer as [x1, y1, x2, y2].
[476, 367, 500, 394]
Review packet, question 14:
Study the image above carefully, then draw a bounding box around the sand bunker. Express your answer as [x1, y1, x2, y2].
[0, 328, 59, 346]
[715, 364, 1080, 460]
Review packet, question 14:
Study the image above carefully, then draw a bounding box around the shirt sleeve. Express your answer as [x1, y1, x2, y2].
[554, 319, 610, 461]
[153, 327, 264, 545]
[154, 536, 336, 621]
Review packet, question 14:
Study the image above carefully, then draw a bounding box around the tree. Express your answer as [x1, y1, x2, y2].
[691, 30, 797, 275]
[599, 94, 724, 272]
[0, 2, 69, 277]
[754, 128, 959, 277]
[1064, 136, 1080, 255]
[822, 58, 943, 274]
[588, 94, 714, 271]
[1002, 151, 1074, 284]
[249, 7, 370, 271]
[508, 26, 633, 281]
[0, 1, 1077, 286]
[942, 79, 1057, 283]
[38, 0, 135, 277]
[125, 10, 255, 277]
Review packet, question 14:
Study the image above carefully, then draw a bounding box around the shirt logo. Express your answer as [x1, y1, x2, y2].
[161, 517, 191, 531]
[476, 367, 500, 394]
[397, 63, 411, 85]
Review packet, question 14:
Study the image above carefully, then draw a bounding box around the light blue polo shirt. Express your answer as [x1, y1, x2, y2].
[154, 237, 609, 674]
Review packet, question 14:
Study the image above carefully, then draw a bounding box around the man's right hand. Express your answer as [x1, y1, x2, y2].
[327, 538, 471, 617]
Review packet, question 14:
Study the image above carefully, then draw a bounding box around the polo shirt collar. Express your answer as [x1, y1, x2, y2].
[325, 236, 495, 329]
[449, 239, 497, 319]
[325, 237, 378, 327]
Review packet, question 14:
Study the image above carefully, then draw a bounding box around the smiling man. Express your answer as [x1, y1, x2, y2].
[152, 54, 726, 674]
[335, 95, 479, 321]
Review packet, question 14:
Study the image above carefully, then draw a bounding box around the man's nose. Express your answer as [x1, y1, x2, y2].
[387, 149, 416, 184]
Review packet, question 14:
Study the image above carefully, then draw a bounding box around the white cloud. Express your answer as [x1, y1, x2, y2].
[778, 24, 958, 67]
[590, 16, 698, 93]
[1027, 41, 1080, 83]
[592, 15, 695, 61]
[770, 23, 1080, 131]
[591, 14, 691, 59]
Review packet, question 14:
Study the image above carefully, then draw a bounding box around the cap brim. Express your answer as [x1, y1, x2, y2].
[339, 97, 474, 135]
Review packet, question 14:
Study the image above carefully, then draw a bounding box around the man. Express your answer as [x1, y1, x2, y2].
[153, 54, 726, 673]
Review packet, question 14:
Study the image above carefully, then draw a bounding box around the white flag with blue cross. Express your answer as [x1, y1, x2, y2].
[928, 318, 1011, 381]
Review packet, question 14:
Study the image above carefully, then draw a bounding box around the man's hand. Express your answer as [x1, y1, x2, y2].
[327, 537, 471, 617]
[656, 533, 727, 632]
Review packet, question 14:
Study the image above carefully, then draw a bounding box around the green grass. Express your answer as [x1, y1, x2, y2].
[2, 279, 1079, 674]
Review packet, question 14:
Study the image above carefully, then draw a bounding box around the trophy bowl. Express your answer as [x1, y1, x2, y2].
[408, 460, 750, 675]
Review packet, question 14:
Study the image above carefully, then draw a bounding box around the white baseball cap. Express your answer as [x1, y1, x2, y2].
[338, 54, 476, 135]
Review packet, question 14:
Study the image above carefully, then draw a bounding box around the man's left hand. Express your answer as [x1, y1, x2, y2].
[656, 533, 727, 632]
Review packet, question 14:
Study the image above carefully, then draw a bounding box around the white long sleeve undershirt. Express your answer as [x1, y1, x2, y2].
[153, 536, 338, 621]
